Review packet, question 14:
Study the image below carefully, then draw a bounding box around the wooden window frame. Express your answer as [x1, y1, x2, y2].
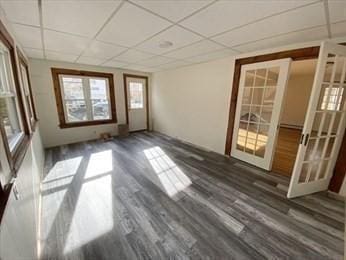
[51, 68, 117, 128]
[123, 74, 149, 131]
[0, 19, 30, 173]
[17, 48, 38, 130]
[224, 44, 346, 193]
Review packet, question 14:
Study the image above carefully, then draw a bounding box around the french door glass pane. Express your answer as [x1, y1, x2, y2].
[0, 97, 23, 151]
[92, 99, 110, 120]
[65, 100, 87, 122]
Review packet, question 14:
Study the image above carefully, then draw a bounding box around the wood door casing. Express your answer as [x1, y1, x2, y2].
[123, 74, 149, 131]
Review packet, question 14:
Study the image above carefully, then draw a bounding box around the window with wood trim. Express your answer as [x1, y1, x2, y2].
[17, 49, 37, 130]
[51, 68, 117, 128]
[0, 41, 28, 158]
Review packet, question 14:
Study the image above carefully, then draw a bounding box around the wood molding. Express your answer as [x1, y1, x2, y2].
[0, 18, 30, 171]
[17, 47, 38, 129]
[123, 74, 149, 131]
[224, 44, 346, 193]
[51, 68, 117, 128]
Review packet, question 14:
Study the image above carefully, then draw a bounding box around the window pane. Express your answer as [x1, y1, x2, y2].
[129, 82, 143, 109]
[62, 77, 84, 99]
[92, 99, 110, 120]
[65, 100, 87, 122]
[90, 79, 107, 99]
[0, 97, 23, 151]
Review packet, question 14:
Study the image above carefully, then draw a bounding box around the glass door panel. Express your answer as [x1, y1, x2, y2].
[288, 42, 346, 198]
[231, 59, 291, 170]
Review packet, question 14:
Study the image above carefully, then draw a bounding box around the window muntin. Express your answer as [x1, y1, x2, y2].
[129, 82, 144, 109]
[0, 42, 24, 152]
[59, 75, 111, 123]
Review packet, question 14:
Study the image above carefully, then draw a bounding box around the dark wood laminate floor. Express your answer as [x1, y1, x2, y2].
[40, 132, 345, 260]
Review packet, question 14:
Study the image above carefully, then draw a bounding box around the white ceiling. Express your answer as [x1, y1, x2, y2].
[0, 0, 345, 73]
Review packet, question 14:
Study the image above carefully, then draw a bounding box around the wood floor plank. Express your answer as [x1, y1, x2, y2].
[40, 132, 345, 260]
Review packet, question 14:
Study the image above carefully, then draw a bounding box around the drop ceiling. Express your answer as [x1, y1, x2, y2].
[0, 0, 345, 73]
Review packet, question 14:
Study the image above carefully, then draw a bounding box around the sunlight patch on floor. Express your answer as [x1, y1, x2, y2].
[63, 174, 113, 254]
[85, 150, 113, 178]
[41, 156, 83, 242]
[144, 146, 191, 197]
[43, 156, 83, 183]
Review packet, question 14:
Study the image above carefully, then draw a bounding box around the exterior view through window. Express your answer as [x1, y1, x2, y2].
[60, 76, 110, 122]
[129, 82, 144, 109]
[0, 41, 24, 151]
[52, 68, 116, 128]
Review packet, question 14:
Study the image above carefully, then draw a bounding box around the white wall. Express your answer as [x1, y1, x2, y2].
[29, 59, 150, 147]
[280, 74, 314, 128]
[0, 6, 45, 260]
[0, 128, 44, 260]
[152, 57, 235, 153]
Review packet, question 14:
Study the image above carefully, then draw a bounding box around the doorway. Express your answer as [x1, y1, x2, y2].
[272, 59, 317, 177]
[123, 74, 149, 132]
[226, 42, 346, 198]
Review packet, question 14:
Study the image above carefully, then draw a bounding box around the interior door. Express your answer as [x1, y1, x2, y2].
[231, 59, 291, 170]
[125, 76, 148, 132]
[288, 42, 346, 198]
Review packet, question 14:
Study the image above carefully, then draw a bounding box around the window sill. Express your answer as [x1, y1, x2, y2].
[59, 118, 117, 129]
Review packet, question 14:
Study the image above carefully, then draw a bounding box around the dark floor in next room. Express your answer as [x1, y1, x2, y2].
[40, 132, 345, 260]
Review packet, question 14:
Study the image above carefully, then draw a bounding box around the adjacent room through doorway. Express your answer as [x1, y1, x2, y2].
[272, 59, 317, 177]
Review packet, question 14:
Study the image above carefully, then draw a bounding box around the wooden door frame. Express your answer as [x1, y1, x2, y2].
[224, 44, 346, 193]
[123, 74, 149, 131]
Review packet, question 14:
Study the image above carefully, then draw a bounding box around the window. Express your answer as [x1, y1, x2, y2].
[0, 41, 25, 152]
[18, 49, 37, 130]
[51, 68, 117, 128]
[129, 82, 144, 109]
[321, 87, 344, 111]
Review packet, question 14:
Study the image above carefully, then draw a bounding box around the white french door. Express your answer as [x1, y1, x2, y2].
[231, 59, 291, 170]
[288, 42, 346, 198]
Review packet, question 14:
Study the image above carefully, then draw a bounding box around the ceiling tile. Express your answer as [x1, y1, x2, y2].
[233, 26, 328, 53]
[83, 41, 127, 59]
[76, 56, 106, 66]
[97, 2, 171, 47]
[12, 24, 42, 49]
[46, 51, 78, 63]
[186, 48, 237, 63]
[330, 20, 346, 38]
[102, 60, 129, 68]
[24, 48, 44, 59]
[132, 0, 212, 22]
[136, 25, 202, 55]
[212, 2, 326, 48]
[42, 0, 121, 37]
[44, 30, 90, 55]
[180, 0, 317, 37]
[154, 60, 192, 71]
[123, 64, 153, 72]
[164, 40, 224, 59]
[327, 0, 346, 23]
[0, 0, 39, 26]
[114, 49, 154, 63]
[136, 55, 174, 67]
